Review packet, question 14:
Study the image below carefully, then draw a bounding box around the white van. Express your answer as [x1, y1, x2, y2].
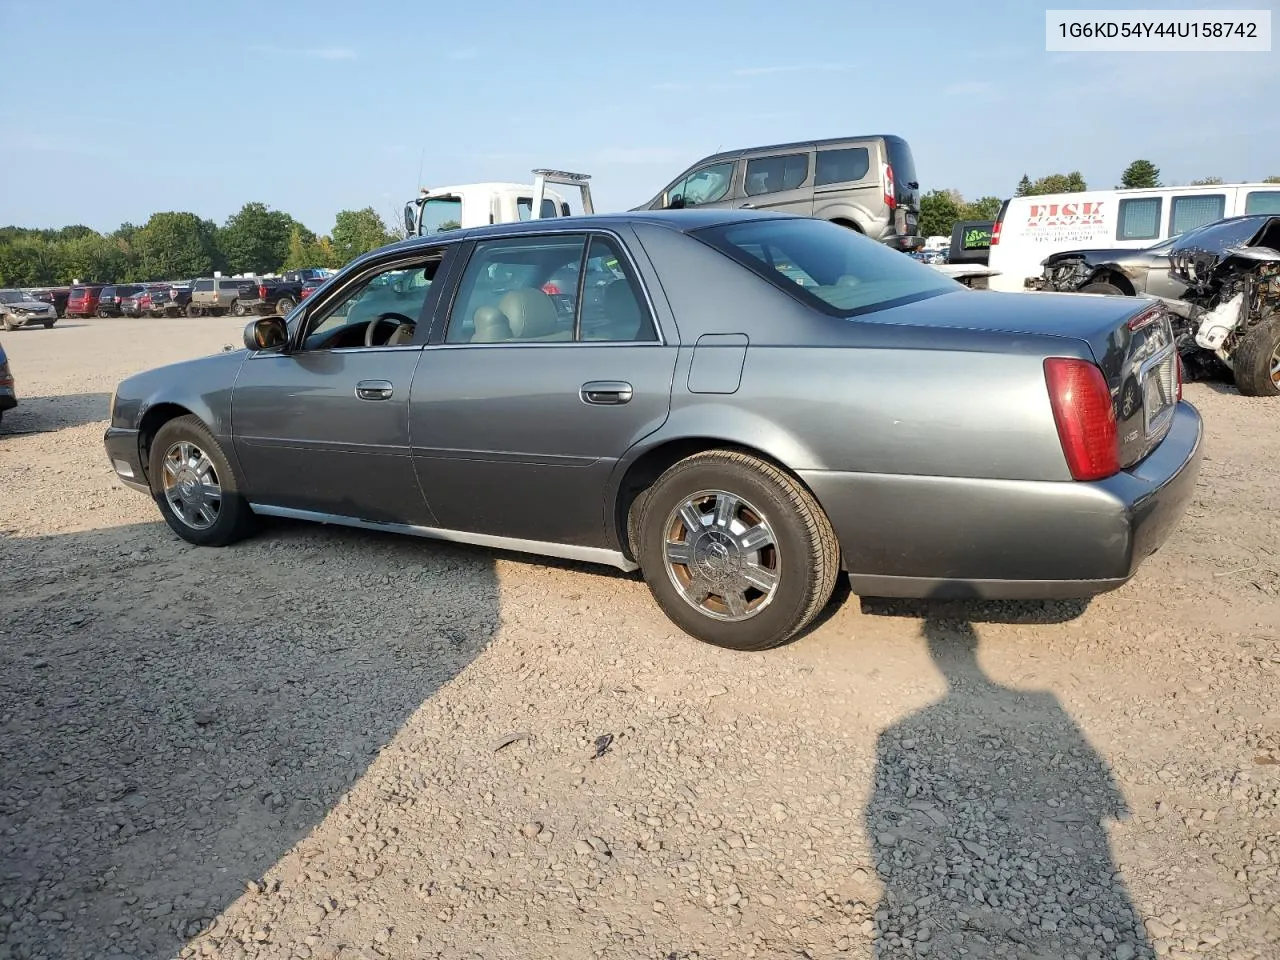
[986, 182, 1280, 293]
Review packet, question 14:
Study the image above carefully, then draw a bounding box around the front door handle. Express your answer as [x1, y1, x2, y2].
[356, 379, 394, 401]
[581, 380, 633, 405]
[739, 202, 755, 209]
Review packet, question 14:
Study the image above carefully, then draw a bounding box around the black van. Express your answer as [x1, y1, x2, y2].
[635, 135, 922, 251]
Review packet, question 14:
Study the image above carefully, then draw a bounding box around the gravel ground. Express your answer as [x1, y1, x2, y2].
[0, 316, 1277, 960]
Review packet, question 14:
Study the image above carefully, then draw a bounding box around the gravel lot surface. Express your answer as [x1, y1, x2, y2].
[1, 317, 1277, 960]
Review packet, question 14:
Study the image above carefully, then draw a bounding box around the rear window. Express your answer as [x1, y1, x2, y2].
[1170, 194, 1226, 236]
[696, 217, 957, 317]
[194, 279, 213, 291]
[1245, 190, 1280, 215]
[814, 147, 870, 186]
[883, 136, 918, 189]
[516, 197, 559, 220]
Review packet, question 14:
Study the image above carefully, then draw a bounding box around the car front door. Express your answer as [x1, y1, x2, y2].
[738, 149, 814, 216]
[231, 247, 454, 525]
[409, 228, 678, 548]
[664, 159, 740, 211]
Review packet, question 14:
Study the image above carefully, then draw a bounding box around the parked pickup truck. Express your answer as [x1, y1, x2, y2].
[248, 268, 333, 316]
[187, 277, 258, 317]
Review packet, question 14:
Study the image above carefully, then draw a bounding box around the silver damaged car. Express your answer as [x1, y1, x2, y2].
[104, 211, 1203, 650]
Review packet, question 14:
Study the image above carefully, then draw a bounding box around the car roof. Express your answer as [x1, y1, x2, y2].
[386, 208, 787, 255]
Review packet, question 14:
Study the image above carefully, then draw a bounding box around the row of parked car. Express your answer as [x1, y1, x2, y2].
[15, 268, 335, 324]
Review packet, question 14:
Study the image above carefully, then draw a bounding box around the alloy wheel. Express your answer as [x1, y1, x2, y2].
[662, 489, 780, 622]
[161, 440, 222, 530]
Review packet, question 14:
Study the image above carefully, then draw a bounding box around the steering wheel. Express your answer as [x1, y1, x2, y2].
[364, 312, 415, 347]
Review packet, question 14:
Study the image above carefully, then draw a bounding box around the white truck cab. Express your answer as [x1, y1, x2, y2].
[404, 169, 595, 237]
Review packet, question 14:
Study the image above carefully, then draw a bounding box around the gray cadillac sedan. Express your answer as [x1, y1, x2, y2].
[104, 210, 1202, 651]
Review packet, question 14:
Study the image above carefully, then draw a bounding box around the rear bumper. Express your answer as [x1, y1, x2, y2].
[103, 426, 150, 493]
[800, 400, 1204, 600]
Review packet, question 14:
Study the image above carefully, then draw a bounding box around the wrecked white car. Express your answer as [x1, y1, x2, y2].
[1151, 214, 1280, 397]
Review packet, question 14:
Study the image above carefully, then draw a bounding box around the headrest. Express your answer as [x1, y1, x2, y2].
[498, 288, 559, 339]
[472, 304, 512, 343]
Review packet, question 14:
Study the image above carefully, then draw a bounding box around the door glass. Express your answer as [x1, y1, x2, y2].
[744, 153, 809, 197]
[421, 197, 463, 233]
[1170, 194, 1226, 236]
[670, 161, 735, 206]
[446, 235, 586, 343]
[1117, 197, 1162, 240]
[301, 258, 441, 350]
[578, 236, 659, 342]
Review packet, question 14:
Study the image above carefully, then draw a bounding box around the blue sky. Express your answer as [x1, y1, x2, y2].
[1, 0, 1276, 235]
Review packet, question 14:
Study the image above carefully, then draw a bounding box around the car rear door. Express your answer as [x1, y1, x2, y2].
[408, 227, 678, 549]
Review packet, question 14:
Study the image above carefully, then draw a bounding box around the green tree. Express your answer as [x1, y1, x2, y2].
[58, 232, 130, 283]
[961, 196, 1003, 221]
[1119, 159, 1161, 189]
[311, 236, 343, 269]
[1189, 176, 1223, 185]
[281, 224, 322, 271]
[218, 202, 300, 274]
[0, 236, 59, 286]
[918, 189, 963, 238]
[1023, 171, 1088, 195]
[1014, 174, 1033, 197]
[133, 212, 221, 280]
[331, 207, 394, 264]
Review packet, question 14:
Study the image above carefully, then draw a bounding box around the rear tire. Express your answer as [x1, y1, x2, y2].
[148, 415, 257, 547]
[186, 303, 201, 318]
[43, 320, 55, 329]
[635, 450, 840, 651]
[1231, 314, 1280, 397]
[1079, 281, 1126, 296]
[275, 297, 295, 315]
[230, 299, 246, 317]
[96, 307, 109, 318]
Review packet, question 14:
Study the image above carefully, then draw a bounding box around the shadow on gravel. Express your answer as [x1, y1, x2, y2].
[859, 595, 1090, 625]
[0, 391, 112, 435]
[864, 612, 1154, 959]
[0, 520, 499, 960]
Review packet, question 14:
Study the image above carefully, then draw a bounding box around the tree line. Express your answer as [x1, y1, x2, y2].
[920, 160, 1280, 241]
[0, 203, 402, 288]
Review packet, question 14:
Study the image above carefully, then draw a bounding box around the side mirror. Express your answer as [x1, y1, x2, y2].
[666, 194, 686, 210]
[403, 202, 418, 237]
[244, 316, 288, 351]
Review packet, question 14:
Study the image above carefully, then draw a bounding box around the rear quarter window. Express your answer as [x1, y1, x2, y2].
[814, 147, 870, 186]
[1117, 197, 1162, 240]
[1170, 194, 1226, 236]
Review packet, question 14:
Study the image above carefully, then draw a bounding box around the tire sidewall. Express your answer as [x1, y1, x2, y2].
[1234, 316, 1280, 397]
[148, 417, 250, 546]
[637, 458, 819, 651]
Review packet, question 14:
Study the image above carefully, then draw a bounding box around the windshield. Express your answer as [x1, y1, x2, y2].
[421, 197, 463, 234]
[0, 291, 22, 303]
[695, 217, 958, 316]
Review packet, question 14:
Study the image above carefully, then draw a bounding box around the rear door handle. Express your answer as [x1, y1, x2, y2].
[581, 380, 633, 405]
[356, 379, 394, 401]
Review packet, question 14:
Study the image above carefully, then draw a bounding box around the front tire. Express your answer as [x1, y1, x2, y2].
[148, 415, 256, 547]
[43, 320, 55, 329]
[1232, 315, 1280, 397]
[635, 450, 840, 651]
[1079, 281, 1126, 296]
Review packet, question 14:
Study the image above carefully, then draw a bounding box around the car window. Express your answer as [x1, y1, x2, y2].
[696, 216, 958, 316]
[1117, 197, 1162, 241]
[421, 197, 463, 233]
[744, 153, 810, 197]
[1170, 194, 1226, 236]
[669, 161, 735, 207]
[1244, 190, 1280, 215]
[445, 233, 657, 344]
[301, 258, 441, 350]
[516, 197, 559, 220]
[814, 147, 871, 186]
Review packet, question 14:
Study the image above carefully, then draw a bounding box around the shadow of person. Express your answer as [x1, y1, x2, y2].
[865, 617, 1155, 960]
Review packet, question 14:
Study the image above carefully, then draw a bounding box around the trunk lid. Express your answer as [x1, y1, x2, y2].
[877, 289, 1179, 468]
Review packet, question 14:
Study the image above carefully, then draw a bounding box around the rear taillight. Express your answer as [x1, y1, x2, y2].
[882, 162, 896, 209]
[1127, 303, 1163, 331]
[1043, 357, 1119, 482]
[990, 221, 1002, 246]
[0, 360, 12, 387]
[259, 284, 268, 299]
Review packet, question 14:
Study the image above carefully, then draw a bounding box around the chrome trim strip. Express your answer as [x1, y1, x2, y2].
[1139, 342, 1177, 438]
[247, 503, 640, 572]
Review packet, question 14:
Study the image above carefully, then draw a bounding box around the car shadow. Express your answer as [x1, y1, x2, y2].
[864, 607, 1154, 958]
[0, 519, 499, 960]
[0, 391, 114, 434]
[859, 593, 1090, 625]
